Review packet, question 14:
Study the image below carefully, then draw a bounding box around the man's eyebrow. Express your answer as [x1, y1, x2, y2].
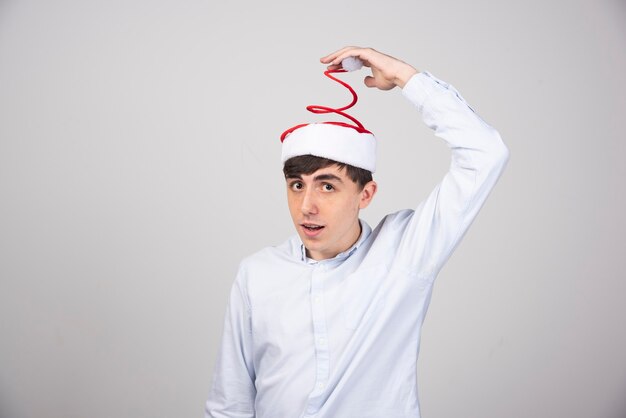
[285, 174, 302, 180]
[313, 174, 343, 183]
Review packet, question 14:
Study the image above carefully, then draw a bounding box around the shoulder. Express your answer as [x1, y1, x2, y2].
[376, 208, 416, 232]
[360, 209, 420, 262]
[235, 235, 301, 282]
[233, 235, 306, 305]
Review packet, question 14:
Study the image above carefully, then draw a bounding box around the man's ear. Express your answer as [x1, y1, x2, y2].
[358, 180, 378, 209]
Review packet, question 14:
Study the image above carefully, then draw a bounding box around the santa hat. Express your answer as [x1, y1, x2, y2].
[280, 57, 377, 173]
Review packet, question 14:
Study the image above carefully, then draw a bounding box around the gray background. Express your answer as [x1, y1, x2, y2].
[1, 0, 625, 417]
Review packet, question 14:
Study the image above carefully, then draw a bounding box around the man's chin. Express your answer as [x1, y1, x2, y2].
[300, 235, 323, 249]
[299, 235, 326, 255]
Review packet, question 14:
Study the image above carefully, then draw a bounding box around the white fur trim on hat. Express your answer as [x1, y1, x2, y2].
[281, 123, 376, 173]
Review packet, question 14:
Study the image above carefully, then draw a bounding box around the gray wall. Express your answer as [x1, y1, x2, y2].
[1, 0, 625, 417]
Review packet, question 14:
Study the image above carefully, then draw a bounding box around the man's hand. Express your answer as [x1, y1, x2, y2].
[321, 46, 419, 90]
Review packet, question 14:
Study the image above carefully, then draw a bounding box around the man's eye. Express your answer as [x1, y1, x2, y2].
[291, 182, 303, 190]
[323, 184, 334, 191]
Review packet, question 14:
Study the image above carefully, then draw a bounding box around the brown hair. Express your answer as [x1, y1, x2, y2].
[283, 155, 373, 190]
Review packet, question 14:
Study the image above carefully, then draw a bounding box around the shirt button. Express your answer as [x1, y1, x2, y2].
[318, 337, 326, 345]
[314, 296, 321, 304]
[317, 382, 325, 389]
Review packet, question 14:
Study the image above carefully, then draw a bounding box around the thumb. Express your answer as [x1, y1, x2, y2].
[364, 76, 377, 88]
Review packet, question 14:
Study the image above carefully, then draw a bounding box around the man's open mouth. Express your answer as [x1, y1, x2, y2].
[301, 223, 325, 237]
[302, 224, 324, 231]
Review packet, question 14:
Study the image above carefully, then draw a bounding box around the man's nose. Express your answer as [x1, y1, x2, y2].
[301, 189, 318, 215]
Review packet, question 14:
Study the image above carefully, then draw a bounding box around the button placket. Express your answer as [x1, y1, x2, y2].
[307, 263, 330, 413]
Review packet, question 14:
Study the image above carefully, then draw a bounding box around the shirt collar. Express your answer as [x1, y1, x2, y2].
[300, 219, 372, 264]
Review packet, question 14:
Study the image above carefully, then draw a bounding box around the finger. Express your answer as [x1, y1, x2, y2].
[325, 47, 372, 66]
[330, 48, 375, 68]
[329, 49, 365, 66]
[364, 75, 377, 88]
[320, 46, 359, 63]
[327, 59, 368, 71]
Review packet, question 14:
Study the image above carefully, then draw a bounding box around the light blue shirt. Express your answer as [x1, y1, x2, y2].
[205, 71, 510, 418]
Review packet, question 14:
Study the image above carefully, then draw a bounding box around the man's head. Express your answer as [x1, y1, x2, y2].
[279, 66, 379, 260]
[283, 155, 377, 261]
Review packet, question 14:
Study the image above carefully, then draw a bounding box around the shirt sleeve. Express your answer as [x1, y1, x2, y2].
[392, 71, 509, 277]
[205, 272, 257, 418]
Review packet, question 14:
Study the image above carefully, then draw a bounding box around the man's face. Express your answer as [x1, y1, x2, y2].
[286, 164, 377, 261]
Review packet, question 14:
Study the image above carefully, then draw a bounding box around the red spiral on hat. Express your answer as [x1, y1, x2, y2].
[280, 69, 371, 143]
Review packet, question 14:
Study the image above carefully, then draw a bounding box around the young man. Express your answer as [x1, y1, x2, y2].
[204, 46, 509, 418]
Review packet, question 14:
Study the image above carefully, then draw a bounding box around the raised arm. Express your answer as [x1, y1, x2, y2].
[323, 46, 509, 276]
